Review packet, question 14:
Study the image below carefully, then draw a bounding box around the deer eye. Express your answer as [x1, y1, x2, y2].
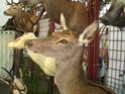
[57, 39, 68, 44]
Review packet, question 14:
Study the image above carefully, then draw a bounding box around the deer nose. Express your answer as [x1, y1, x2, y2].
[3, 11, 8, 15]
[25, 40, 33, 47]
[3, 11, 6, 15]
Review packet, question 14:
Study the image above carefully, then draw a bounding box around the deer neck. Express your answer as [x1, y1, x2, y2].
[14, 16, 20, 21]
[14, 11, 24, 24]
[55, 46, 86, 94]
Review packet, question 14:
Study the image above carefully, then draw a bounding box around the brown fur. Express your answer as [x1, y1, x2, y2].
[28, 0, 88, 35]
[4, 4, 39, 35]
[110, 0, 115, 3]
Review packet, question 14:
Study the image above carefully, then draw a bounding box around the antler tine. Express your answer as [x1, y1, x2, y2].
[6, 0, 12, 5]
[11, 0, 20, 5]
[15, 1, 21, 5]
[17, 1, 20, 5]
[11, 0, 14, 4]
[1, 67, 14, 80]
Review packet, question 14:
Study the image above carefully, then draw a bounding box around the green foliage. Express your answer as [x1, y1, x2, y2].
[22, 67, 40, 94]
[23, 3, 36, 9]
[22, 57, 41, 94]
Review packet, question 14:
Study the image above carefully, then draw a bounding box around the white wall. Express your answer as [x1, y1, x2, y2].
[0, 0, 10, 27]
[0, 0, 17, 77]
[0, 31, 15, 78]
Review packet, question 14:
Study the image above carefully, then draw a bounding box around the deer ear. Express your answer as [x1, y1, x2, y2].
[78, 20, 98, 44]
[60, 13, 67, 30]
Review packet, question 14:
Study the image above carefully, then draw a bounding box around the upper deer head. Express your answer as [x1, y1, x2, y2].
[24, 14, 98, 76]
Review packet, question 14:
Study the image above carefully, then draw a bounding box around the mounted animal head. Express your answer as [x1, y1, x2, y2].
[0, 67, 27, 94]
[4, 0, 43, 34]
[100, 0, 125, 27]
[24, 14, 98, 76]
[4, 0, 22, 17]
[24, 14, 116, 94]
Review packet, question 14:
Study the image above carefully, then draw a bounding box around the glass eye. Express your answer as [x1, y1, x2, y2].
[57, 39, 68, 44]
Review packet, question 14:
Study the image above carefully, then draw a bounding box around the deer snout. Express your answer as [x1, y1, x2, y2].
[4, 11, 8, 15]
[25, 40, 33, 47]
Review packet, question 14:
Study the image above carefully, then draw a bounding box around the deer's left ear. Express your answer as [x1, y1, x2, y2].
[78, 20, 98, 45]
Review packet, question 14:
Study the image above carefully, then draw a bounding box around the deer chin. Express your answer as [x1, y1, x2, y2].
[26, 49, 56, 76]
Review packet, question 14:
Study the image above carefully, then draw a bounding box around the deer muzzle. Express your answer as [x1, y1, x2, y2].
[25, 40, 56, 76]
[3, 11, 9, 16]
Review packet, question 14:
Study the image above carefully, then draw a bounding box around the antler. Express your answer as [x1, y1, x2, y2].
[11, 0, 14, 4]
[0, 67, 14, 85]
[1, 67, 14, 80]
[11, 0, 21, 5]
[13, 0, 20, 5]
[6, 0, 13, 5]
[6, 0, 20, 5]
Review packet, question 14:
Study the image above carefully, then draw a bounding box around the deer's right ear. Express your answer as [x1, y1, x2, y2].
[60, 13, 67, 30]
[78, 20, 98, 45]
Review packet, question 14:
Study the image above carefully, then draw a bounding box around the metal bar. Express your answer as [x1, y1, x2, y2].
[87, 0, 94, 81]
[49, 19, 55, 94]
[87, 0, 100, 82]
[93, 0, 100, 82]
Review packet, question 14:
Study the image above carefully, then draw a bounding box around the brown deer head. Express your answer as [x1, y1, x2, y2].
[24, 14, 116, 94]
[24, 14, 98, 76]
[4, 1, 43, 34]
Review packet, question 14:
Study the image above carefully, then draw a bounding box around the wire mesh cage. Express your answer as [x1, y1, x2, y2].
[96, 1, 125, 94]
[105, 26, 125, 94]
